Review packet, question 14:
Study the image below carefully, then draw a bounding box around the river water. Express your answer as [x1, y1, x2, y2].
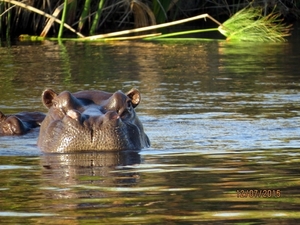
[0, 34, 300, 224]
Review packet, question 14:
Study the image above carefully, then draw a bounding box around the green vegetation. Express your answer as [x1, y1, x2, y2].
[219, 7, 292, 42]
[0, 0, 298, 42]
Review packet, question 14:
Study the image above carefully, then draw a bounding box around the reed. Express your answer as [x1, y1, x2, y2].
[58, 0, 68, 38]
[131, 0, 156, 28]
[0, 0, 297, 41]
[83, 7, 291, 42]
[78, 0, 91, 32]
[90, 0, 106, 35]
[1, 0, 84, 37]
[6, 2, 11, 40]
[219, 7, 291, 42]
[152, 0, 177, 23]
[81, 13, 222, 40]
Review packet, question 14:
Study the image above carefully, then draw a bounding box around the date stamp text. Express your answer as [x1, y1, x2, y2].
[236, 189, 281, 198]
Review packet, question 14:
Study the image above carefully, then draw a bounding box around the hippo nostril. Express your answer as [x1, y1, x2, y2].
[113, 113, 120, 120]
[106, 111, 120, 120]
[66, 109, 81, 121]
[101, 111, 120, 124]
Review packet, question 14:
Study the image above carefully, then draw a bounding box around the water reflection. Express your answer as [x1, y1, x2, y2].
[0, 38, 300, 223]
[1, 147, 299, 224]
[40, 151, 141, 215]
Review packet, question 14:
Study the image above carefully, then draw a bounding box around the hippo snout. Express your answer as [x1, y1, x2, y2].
[65, 109, 120, 127]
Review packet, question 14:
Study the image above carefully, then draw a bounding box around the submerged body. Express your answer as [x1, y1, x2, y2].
[37, 88, 150, 153]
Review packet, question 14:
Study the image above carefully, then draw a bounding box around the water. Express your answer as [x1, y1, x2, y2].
[1, 36, 300, 224]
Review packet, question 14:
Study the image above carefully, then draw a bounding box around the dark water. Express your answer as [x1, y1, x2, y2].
[1, 36, 300, 224]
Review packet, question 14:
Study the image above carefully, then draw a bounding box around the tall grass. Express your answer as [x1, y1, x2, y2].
[152, 0, 178, 23]
[78, 0, 91, 32]
[89, 0, 105, 35]
[0, 0, 299, 39]
[58, 0, 68, 38]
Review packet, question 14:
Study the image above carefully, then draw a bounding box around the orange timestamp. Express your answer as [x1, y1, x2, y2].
[236, 189, 281, 198]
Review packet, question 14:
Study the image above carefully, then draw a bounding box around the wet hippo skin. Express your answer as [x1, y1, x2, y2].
[0, 111, 45, 135]
[37, 88, 150, 153]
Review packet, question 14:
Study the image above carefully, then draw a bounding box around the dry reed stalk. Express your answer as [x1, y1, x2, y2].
[19, 32, 161, 42]
[81, 13, 223, 40]
[101, 32, 161, 40]
[40, 2, 64, 37]
[2, 0, 84, 37]
[131, 0, 156, 27]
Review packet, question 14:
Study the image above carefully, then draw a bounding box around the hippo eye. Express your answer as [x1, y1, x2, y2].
[52, 101, 66, 115]
[118, 106, 131, 119]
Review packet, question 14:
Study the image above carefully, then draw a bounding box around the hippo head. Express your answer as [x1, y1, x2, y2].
[0, 112, 28, 135]
[37, 88, 150, 153]
[0, 111, 45, 135]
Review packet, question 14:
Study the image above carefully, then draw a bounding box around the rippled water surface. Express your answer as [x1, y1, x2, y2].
[1, 36, 300, 224]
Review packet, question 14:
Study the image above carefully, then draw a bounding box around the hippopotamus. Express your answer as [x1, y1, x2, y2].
[0, 111, 45, 135]
[37, 88, 150, 153]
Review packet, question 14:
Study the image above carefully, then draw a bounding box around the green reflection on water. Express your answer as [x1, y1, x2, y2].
[0, 39, 300, 224]
[0, 147, 299, 224]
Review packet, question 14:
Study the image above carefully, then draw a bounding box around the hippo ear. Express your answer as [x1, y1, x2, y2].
[0, 111, 6, 121]
[126, 88, 141, 108]
[42, 89, 58, 108]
